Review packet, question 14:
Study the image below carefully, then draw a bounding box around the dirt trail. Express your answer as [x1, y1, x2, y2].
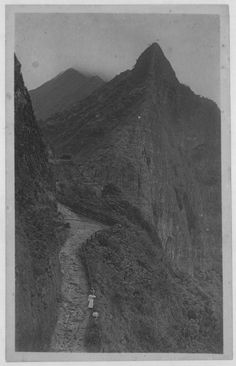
[50, 203, 106, 352]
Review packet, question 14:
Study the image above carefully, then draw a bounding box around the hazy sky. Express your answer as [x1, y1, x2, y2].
[15, 12, 220, 105]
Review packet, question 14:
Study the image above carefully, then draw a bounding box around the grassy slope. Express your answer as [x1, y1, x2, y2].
[81, 225, 222, 353]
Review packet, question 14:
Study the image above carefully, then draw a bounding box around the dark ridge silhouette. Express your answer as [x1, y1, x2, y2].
[29, 68, 104, 120]
[15, 55, 65, 351]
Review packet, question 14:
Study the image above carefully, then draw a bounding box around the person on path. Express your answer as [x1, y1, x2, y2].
[88, 289, 96, 309]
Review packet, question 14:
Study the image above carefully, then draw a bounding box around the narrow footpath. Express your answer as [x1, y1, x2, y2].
[50, 203, 106, 352]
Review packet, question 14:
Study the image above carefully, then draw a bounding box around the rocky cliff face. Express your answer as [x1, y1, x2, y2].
[39, 43, 222, 352]
[15, 55, 65, 351]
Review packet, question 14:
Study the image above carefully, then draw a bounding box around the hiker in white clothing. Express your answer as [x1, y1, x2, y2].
[88, 288, 96, 309]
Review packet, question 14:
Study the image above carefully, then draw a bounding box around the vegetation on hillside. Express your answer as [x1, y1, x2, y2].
[53, 160, 222, 352]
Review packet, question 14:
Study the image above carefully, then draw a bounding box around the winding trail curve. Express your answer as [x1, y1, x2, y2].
[50, 203, 106, 352]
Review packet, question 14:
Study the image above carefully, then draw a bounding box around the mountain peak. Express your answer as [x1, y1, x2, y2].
[29, 68, 104, 120]
[132, 42, 177, 84]
[141, 42, 165, 56]
[56, 68, 85, 80]
[62, 67, 78, 75]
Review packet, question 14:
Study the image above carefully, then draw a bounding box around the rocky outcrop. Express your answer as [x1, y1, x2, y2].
[15, 55, 65, 351]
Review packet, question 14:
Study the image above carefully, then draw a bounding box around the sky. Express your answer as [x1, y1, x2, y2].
[15, 12, 220, 105]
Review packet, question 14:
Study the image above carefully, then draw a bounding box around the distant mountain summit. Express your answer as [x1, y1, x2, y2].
[29, 68, 104, 120]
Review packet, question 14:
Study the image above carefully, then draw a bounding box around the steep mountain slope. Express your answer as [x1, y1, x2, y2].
[41, 43, 222, 352]
[15, 55, 66, 351]
[29, 68, 104, 121]
[43, 43, 221, 276]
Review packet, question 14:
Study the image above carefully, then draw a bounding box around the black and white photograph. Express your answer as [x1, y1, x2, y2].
[4, 3, 232, 362]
